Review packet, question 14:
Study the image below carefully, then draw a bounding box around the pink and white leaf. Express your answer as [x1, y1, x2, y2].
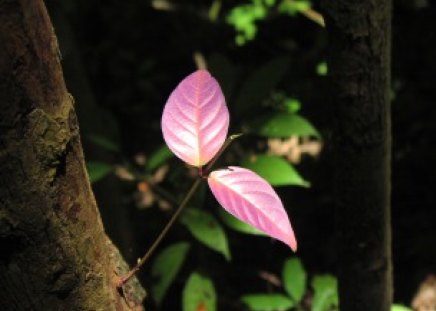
[161, 70, 229, 167]
[208, 166, 297, 251]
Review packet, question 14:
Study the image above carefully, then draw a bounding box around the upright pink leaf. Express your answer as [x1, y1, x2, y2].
[208, 166, 297, 251]
[161, 70, 229, 167]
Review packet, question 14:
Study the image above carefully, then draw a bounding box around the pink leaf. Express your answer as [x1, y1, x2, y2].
[208, 166, 297, 251]
[161, 70, 229, 167]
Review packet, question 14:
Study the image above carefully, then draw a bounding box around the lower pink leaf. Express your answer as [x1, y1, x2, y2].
[207, 166, 297, 251]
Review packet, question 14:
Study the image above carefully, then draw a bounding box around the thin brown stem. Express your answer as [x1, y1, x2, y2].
[117, 178, 202, 288]
[117, 134, 242, 288]
[205, 133, 243, 174]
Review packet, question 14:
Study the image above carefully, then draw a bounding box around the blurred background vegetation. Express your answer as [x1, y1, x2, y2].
[45, 0, 436, 310]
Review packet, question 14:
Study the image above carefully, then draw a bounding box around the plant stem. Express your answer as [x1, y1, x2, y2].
[205, 133, 242, 174]
[117, 134, 242, 288]
[117, 178, 202, 288]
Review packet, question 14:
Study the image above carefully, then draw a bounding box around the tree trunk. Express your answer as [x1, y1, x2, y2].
[323, 1, 393, 310]
[0, 1, 145, 310]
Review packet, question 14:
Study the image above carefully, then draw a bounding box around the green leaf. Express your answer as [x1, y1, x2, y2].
[311, 275, 339, 311]
[146, 145, 174, 171]
[183, 272, 216, 311]
[391, 305, 413, 311]
[217, 208, 266, 236]
[86, 161, 113, 183]
[242, 155, 310, 187]
[284, 98, 301, 114]
[234, 57, 290, 116]
[282, 258, 307, 303]
[151, 242, 191, 306]
[316, 62, 328, 76]
[250, 113, 320, 138]
[241, 294, 295, 311]
[87, 134, 120, 152]
[180, 208, 231, 260]
[278, 0, 311, 15]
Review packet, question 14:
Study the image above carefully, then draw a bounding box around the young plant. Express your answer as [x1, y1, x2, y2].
[117, 69, 297, 287]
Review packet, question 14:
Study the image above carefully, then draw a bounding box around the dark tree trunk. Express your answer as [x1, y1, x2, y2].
[323, 0, 393, 310]
[0, 1, 145, 310]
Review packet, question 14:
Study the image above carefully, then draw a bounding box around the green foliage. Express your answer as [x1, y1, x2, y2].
[227, 0, 313, 45]
[183, 272, 217, 311]
[278, 0, 311, 16]
[241, 294, 295, 311]
[391, 305, 413, 311]
[316, 62, 328, 76]
[86, 161, 113, 183]
[180, 208, 231, 260]
[242, 154, 310, 187]
[235, 57, 290, 116]
[87, 133, 120, 152]
[217, 207, 266, 235]
[249, 112, 321, 138]
[146, 145, 174, 171]
[311, 275, 339, 311]
[282, 258, 307, 303]
[284, 98, 302, 114]
[226, 0, 268, 46]
[151, 242, 191, 306]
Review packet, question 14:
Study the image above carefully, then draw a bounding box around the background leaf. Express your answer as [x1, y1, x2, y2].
[217, 208, 265, 236]
[183, 272, 216, 311]
[282, 257, 307, 303]
[311, 275, 339, 311]
[161, 70, 229, 167]
[208, 166, 297, 251]
[151, 242, 191, 306]
[391, 305, 413, 311]
[86, 161, 113, 183]
[87, 133, 120, 152]
[241, 294, 295, 311]
[207, 53, 238, 100]
[250, 113, 320, 138]
[146, 145, 174, 171]
[242, 155, 310, 187]
[234, 57, 289, 116]
[180, 208, 231, 260]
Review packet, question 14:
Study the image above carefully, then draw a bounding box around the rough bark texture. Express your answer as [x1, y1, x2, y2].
[323, 0, 393, 310]
[46, 1, 137, 261]
[0, 1, 145, 310]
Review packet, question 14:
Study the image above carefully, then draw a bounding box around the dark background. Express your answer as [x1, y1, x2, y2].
[46, 0, 436, 309]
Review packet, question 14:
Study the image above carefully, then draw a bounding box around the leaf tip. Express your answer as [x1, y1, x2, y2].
[289, 235, 298, 252]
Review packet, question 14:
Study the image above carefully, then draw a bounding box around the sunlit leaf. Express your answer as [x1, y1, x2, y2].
[250, 113, 320, 138]
[183, 272, 216, 311]
[234, 57, 289, 116]
[151, 242, 191, 306]
[311, 275, 339, 311]
[161, 70, 229, 167]
[87, 134, 120, 152]
[146, 145, 174, 171]
[180, 208, 231, 260]
[242, 155, 310, 187]
[282, 258, 307, 303]
[217, 207, 265, 236]
[391, 305, 413, 311]
[86, 161, 113, 183]
[208, 167, 297, 251]
[241, 294, 294, 311]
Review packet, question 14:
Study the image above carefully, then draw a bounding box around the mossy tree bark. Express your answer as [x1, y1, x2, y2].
[323, 0, 393, 310]
[0, 1, 145, 310]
